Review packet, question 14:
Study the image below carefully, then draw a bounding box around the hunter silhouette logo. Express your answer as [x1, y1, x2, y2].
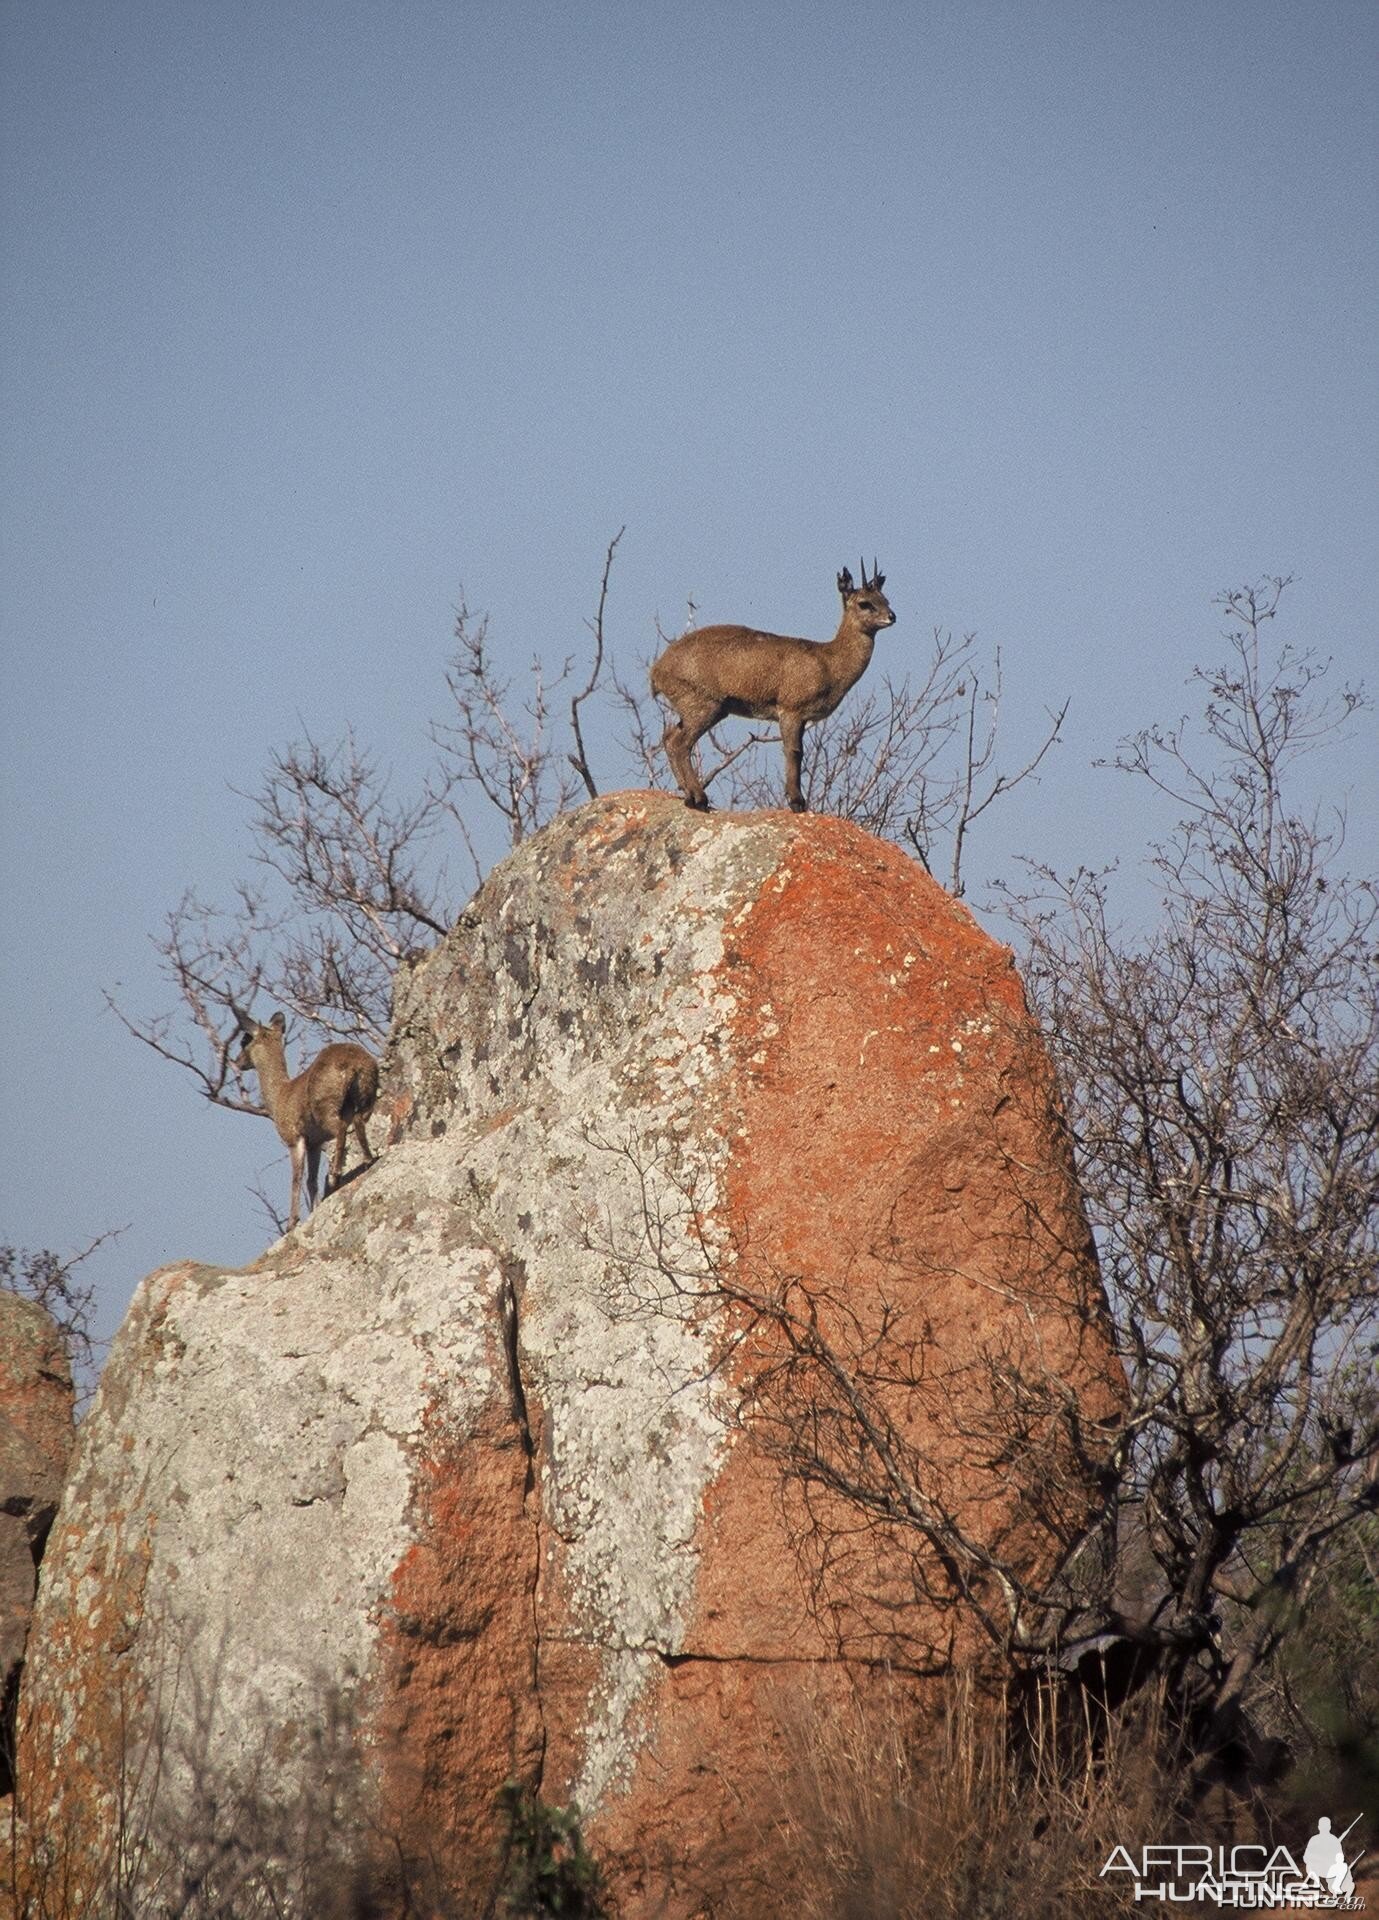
[1305, 1819, 1362, 1901]
[1100, 1812, 1366, 1908]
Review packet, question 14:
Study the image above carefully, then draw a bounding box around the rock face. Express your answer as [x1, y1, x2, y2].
[0, 1291, 75, 1797]
[19, 793, 1118, 1915]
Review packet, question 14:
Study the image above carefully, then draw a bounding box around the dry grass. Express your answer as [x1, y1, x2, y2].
[764, 1672, 1229, 1920]
[6, 1673, 474, 1920]
[7, 1651, 1360, 1918]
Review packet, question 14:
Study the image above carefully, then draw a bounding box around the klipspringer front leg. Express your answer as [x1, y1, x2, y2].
[780, 713, 807, 812]
[287, 1137, 307, 1229]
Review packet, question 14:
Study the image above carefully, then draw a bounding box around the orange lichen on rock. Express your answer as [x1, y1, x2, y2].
[1, 1289, 78, 1838]
[570, 810, 1120, 1915]
[373, 1382, 546, 1903]
[10, 1513, 155, 1915]
[0, 1289, 75, 1484]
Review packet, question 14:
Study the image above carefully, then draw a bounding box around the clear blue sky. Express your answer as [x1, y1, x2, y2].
[2, 0, 1376, 1366]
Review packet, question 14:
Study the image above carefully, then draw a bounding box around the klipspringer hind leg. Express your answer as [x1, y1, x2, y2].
[662, 696, 724, 809]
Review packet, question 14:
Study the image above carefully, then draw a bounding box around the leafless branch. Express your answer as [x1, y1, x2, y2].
[1, 1230, 126, 1385]
[940, 650, 1068, 896]
[568, 526, 625, 800]
[705, 628, 1065, 896]
[104, 890, 277, 1112]
[999, 581, 1379, 1742]
[431, 599, 582, 850]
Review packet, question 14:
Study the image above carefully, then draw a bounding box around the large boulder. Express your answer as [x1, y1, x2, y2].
[0, 1291, 75, 1797]
[18, 793, 1118, 1915]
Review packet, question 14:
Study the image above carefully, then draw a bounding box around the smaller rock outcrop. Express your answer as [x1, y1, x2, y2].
[0, 1291, 75, 1795]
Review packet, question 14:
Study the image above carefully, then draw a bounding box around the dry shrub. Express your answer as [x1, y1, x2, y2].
[5, 1664, 599, 1920]
[5, 1665, 466, 1920]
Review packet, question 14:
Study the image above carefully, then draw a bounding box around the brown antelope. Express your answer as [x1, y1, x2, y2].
[650, 561, 896, 812]
[230, 1007, 379, 1229]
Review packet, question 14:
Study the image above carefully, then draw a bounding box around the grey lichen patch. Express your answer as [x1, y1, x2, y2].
[30, 794, 813, 1848]
[25, 1156, 511, 1828]
[373, 793, 792, 1806]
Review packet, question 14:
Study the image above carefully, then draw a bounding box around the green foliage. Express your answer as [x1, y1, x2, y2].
[1270, 1516, 1379, 1820]
[496, 1780, 610, 1919]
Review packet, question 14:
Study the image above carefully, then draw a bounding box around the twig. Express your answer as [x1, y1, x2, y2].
[569, 527, 624, 800]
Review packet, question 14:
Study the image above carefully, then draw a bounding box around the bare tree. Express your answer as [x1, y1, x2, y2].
[582, 1119, 1123, 1681]
[114, 540, 1050, 1133]
[430, 598, 584, 854]
[245, 731, 455, 1035]
[1006, 579, 1378, 1748]
[104, 540, 614, 1113]
[105, 738, 454, 1112]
